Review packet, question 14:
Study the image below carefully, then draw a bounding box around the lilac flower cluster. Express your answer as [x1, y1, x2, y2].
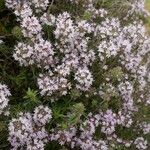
[125, 0, 150, 19]
[0, 83, 11, 115]
[140, 122, 150, 135]
[134, 137, 148, 150]
[8, 105, 52, 150]
[37, 72, 71, 98]
[14, 40, 55, 69]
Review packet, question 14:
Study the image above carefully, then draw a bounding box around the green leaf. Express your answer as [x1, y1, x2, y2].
[24, 88, 38, 103]
[12, 26, 23, 39]
[0, 0, 5, 12]
[82, 11, 92, 20]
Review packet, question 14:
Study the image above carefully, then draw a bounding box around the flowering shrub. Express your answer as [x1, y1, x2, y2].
[0, 0, 150, 149]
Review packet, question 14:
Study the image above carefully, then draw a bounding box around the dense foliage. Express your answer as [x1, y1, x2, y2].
[0, 0, 150, 149]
